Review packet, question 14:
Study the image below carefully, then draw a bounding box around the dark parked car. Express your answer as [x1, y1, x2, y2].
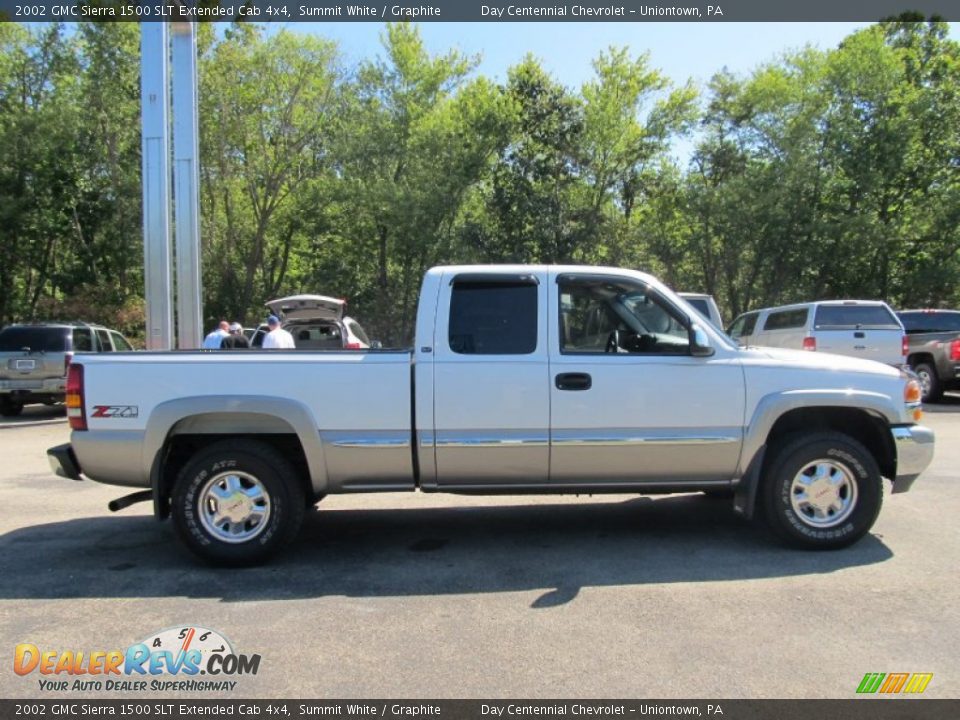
[0, 322, 134, 416]
[897, 309, 960, 402]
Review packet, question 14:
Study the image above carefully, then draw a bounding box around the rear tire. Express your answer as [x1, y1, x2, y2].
[0, 398, 24, 417]
[171, 440, 305, 566]
[760, 432, 882, 550]
[914, 362, 942, 403]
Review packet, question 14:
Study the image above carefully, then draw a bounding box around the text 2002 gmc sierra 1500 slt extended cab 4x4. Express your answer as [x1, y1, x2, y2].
[47, 265, 935, 565]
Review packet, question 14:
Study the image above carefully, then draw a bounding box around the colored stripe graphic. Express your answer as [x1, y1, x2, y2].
[857, 673, 885, 694]
[879, 673, 910, 693]
[903, 673, 934, 694]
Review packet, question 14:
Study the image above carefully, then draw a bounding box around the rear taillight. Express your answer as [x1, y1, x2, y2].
[802, 337, 817, 351]
[66, 363, 86, 431]
[344, 342, 362, 350]
[64, 351, 74, 375]
[950, 339, 960, 362]
[902, 335, 909, 357]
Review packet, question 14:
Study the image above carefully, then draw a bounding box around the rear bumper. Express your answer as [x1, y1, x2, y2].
[0, 377, 66, 394]
[47, 443, 83, 481]
[890, 425, 935, 493]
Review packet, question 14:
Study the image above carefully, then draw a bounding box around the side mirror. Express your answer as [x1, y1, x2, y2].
[371, 340, 383, 350]
[690, 324, 715, 357]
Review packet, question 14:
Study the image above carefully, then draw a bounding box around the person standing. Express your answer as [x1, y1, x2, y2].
[202, 321, 230, 349]
[262, 315, 295, 349]
[220, 322, 251, 350]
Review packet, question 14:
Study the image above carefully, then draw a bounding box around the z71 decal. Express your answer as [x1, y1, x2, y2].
[91, 405, 139, 419]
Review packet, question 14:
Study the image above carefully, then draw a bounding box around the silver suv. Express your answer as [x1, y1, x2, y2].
[0, 322, 134, 417]
[727, 300, 906, 367]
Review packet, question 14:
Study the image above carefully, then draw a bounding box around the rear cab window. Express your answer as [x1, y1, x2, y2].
[686, 298, 709, 316]
[899, 311, 960, 334]
[448, 277, 538, 355]
[0, 327, 68, 352]
[814, 305, 900, 330]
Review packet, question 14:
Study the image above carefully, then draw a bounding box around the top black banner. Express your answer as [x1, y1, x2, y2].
[0, 0, 958, 22]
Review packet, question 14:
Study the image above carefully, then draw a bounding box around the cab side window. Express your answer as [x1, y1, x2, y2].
[95, 329, 113, 352]
[72, 329, 93, 352]
[763, 308, 808, 331]
[110, 332, 133, 351]
[448, 278, 538, 355]
[559, 277, 690, 355]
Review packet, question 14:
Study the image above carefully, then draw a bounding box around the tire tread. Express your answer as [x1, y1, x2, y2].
[171, 439, 305, 566]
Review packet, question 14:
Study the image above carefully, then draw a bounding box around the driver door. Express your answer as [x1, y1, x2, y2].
[549, 271, 745, 485]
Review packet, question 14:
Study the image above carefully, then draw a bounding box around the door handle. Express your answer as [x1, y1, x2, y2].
[555, 372, 592, 391]
[854, 331, 865, 339]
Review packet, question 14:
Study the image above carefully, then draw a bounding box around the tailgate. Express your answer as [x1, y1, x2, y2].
[815, 329, 904, 365]
[814, 304, 904, 365]
[0, 351, 65, 382]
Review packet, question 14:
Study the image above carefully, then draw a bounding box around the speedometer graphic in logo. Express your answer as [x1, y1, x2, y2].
[140, 626, 234, 672]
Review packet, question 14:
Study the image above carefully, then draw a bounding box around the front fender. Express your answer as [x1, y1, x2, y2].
[733, 389, 900, 518]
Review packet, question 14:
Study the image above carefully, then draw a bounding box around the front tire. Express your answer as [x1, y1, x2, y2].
[760, 432, 882, 550]
[171, 440, 305, 566]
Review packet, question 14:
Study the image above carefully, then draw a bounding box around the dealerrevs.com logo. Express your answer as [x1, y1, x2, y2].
[13, 626, 260, 693]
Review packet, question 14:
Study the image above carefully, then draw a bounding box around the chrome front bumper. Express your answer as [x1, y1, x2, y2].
[891, 425, 935, 493]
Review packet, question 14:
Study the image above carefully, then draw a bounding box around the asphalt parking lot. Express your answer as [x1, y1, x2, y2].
[1, 399, 958, 699]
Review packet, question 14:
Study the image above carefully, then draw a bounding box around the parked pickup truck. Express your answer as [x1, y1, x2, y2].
[898, 309, 960, 403]
[47, 265, 935, 565]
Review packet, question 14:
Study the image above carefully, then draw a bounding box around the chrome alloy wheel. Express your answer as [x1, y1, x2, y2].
[916, 367, 933, 398]
[789, 459, 859, 528]
[198, 471, 272, 543]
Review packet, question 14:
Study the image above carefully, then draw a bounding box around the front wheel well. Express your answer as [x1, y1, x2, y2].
[156, 433, 314, 519]
[764, 407, 895, 480]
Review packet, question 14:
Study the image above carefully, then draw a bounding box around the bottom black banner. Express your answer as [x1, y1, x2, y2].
[2, 700, 958, 720]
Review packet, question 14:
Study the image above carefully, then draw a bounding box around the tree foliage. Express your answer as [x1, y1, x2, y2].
[0, 20, 958, 345]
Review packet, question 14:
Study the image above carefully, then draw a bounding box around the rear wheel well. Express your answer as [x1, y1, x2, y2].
[157, 433, 314, 518]
[765, 407, 895, 480]
[907, 352, 935, 369]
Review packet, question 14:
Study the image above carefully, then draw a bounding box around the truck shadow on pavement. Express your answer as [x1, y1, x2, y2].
[0, 494, 893, 608]
[0, 404, 65, 427]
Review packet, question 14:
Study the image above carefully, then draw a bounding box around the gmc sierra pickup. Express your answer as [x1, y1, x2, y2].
[47, 265, 935, 565]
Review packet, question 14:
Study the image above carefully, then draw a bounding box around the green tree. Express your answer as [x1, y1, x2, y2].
[329, 23, 513, 343]
[199, 26, 341, 325]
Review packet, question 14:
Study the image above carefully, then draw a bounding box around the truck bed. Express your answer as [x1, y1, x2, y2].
[73, 350, 415, 492]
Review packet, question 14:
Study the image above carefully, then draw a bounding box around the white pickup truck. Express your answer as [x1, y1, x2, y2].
[47, 265, 935, 565]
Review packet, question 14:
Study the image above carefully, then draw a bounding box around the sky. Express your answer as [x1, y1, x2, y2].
[302, 22, 874, 87]
[285, 21, 956, 162]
